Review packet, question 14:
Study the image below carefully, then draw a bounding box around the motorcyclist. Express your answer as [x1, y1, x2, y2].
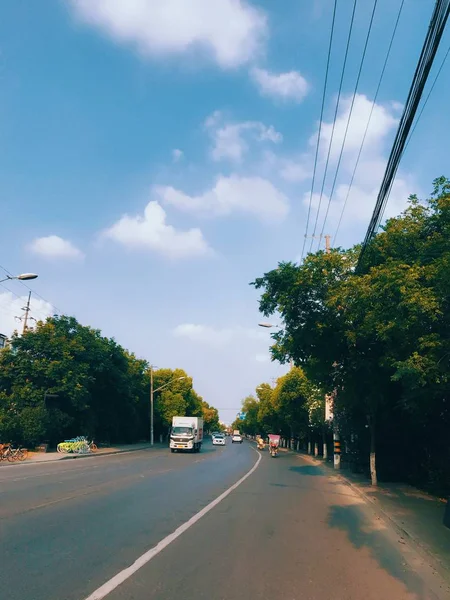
[256, 436, 265, 450]
[268, 434, 280, 456]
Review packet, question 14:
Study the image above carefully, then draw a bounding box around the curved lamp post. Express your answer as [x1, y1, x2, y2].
[150, 370, 186, 446]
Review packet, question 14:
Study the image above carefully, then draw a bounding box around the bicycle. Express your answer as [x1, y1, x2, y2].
[1, 443, 28, 462]
[57, 436, 97, 454]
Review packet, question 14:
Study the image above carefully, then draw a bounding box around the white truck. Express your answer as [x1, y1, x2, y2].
[170, 416, 203, 453]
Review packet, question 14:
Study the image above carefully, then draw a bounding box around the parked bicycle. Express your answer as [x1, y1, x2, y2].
[0, 443, 28, 462]
[57, 436, 97, 454]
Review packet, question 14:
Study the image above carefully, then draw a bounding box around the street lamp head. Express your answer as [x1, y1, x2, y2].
[0, 272, 39, 284]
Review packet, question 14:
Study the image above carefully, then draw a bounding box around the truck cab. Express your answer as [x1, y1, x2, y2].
[170, 417, 203, 453]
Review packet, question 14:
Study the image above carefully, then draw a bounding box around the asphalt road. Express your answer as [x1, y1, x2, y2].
[1, 441, 448, 600]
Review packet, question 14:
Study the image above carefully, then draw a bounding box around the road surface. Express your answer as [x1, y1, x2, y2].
[0, 441, 448, 600]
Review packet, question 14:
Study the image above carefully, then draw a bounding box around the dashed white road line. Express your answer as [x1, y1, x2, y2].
[83, 449, 262, 600]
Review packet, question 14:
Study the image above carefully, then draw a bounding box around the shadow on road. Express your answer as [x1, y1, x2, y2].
[327, 504, 427, 599]
[289, 465, 324, 477]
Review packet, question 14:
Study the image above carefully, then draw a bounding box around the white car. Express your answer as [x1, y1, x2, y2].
[212, 434, 226, 446]
[232, 434, 243, 444]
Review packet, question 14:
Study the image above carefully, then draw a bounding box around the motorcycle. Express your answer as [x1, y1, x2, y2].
[268, 434, 280, 458]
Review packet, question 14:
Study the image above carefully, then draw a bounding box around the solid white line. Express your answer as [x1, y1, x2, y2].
[84, 449, 262, 600]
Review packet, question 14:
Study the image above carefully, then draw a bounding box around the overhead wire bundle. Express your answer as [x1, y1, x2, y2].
[308, 0, 358, 255]
[358, 0, 450, 268]
[333, 0, 405, 247]
[317, 0, 379, 252]
[301, 0, 338, 261]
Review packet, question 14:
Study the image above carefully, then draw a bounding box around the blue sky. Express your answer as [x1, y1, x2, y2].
[1, 0, 449, 423]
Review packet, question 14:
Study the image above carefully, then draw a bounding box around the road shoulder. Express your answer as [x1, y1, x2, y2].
[297, 451, 450, 586]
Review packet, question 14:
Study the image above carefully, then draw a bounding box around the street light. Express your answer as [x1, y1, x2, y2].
[0, 273, 38, 284]
[150, 370, 186, 446]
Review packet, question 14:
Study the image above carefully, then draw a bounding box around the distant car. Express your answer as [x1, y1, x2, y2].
[232, 434, 243, 444]
[212, 434, 226, 446]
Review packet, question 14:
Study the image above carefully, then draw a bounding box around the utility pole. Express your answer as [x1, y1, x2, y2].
[150, 365, 155, 446]
[329, 387, 341, 470]
[325, 233, 339, 469]
[15, 291, 35, 334]
[149, 368, 186, 447]
[22, 291, 31, 334]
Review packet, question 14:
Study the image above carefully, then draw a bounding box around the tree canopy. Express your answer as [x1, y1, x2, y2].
[0, 315, 217, 447]
[252, 177, 450, 494]
[232, 367, 319, 443]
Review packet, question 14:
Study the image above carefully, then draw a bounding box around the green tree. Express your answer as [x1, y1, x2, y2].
[256, 383, 277, 435]
[0, 316, 218, 449]
[201, 401, 220, 432]
[251, 177, 450, 492]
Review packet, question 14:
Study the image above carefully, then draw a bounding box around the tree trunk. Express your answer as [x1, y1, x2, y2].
[322, 425, 328, 460]
[369, 417, 377, 486]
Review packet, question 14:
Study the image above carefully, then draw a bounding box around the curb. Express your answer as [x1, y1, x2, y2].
[297, 451, 450, 579]
[1, 445, 160, 467]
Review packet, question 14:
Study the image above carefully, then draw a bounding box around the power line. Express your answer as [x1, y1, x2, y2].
[402, 42, 450, 156]
[358, 0, 450, 268]
[301, 0, 338, 261]
[309, 0, 357, 254]
[333, 0, 405, 246]
[317, 0, 378, 251]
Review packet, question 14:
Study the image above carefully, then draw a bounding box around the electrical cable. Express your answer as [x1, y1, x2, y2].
[333, 0, 405, 246]
[301, 0, 338, 261]
[358, 0, 450, 268]
[402, 42, 450, 156]
[317, 0, 378, 251]
[309, 0, 358, 253]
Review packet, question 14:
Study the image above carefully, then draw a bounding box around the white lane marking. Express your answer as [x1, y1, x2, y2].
[84, 448, 261, 600]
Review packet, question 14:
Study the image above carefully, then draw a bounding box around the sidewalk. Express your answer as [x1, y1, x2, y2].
[298, 450, 450, 576]
[2, 442, 162, 466]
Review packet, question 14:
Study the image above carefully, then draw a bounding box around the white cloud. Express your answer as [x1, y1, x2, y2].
[172, 149, 184, 162]
[69, 0, 267, 69]
[103, 200, 212, 259]
[0, 292, 54, 337]
[391, 101, 404, 112]
[156, 174, 289, 223]
[315, 93, 398, 164]
[205, 111, 282, 163]
[173, 323, 266, 347]
[279, 156, 311, 183]
[29, 235, 84, 260]
[305, 176, 411, 230]
[250, 67, 309, 102]
[301, 93, 413, 245]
